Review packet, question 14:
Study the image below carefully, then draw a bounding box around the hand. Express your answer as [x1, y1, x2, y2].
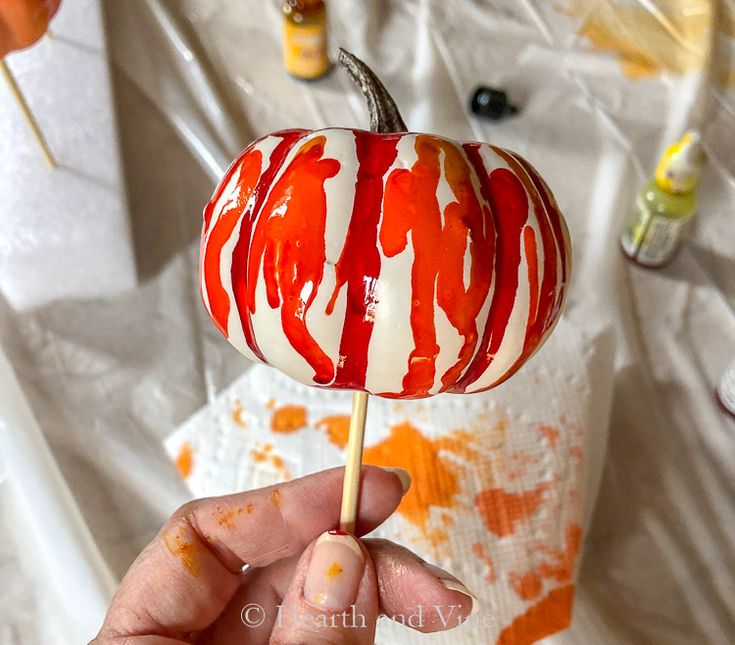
[93, 466, 477, 644]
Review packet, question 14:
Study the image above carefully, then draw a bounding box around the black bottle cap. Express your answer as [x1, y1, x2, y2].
[470, 86, 519, 120]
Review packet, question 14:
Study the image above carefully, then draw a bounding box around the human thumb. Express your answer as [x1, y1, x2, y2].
[269, 530, 378, 644]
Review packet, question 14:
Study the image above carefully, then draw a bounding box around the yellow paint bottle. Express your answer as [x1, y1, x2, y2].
[621, 131, 704, 267]
[282, 0, 331, 81]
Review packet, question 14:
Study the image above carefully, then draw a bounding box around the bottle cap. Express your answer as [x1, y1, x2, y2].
[654, 130, 703, 194]
[470, 87, 518, 121]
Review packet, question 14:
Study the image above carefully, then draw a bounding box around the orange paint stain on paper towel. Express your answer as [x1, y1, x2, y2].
[271, 405, 308, 433]
[472, 542, 497, 583]
[231, 399, 247, 428]
[536, 424, 560, 449]
[508, 523, 582, 601]
[475, 481, 552, 537]
[315, 415, 351, 449]
[174, 442, 194, 479]
[559, 0, 712, 79]
[317, 417, 496, 546]
[251, 443, 291, 480]
[496, 584, 575, 645]
[163, 527, 199, 576]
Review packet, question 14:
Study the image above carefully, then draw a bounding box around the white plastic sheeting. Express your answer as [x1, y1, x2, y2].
[1, 0, 734, 643]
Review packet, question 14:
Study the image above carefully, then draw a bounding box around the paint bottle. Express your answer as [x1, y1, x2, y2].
[282, 0, 330, 80]
[621, 131, 703, 267]
[717, 359, 735, 420]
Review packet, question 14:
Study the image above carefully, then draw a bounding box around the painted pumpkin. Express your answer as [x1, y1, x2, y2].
[0, 0, 60, 58]
[200, 51, 571, 399]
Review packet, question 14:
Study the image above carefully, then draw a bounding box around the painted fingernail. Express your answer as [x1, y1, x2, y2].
[381, 467, 412, 495]
[304, 530, 365, 611]
[422, 562, 479, 615]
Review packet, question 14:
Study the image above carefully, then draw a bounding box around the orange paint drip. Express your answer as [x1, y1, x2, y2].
[271, 405, 308, 433]
[202, 149, 263, 336]
[174, 442, 194, 479]
[496, 584, 575, 645]
[475, 482, 551, 537]
[380, 136, 493, 396]
[231, 399, 247, 428]
[316, 414, 351, 449]
[246, 136, 340, 383]
[163, 527, 199, 576]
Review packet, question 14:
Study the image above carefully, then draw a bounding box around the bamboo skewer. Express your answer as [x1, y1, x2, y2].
[1, 59, 56, 168]
[339, 391, 369, 533]
[336, 50, 407, 534]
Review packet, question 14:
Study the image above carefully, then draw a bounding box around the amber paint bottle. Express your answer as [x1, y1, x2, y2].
[282, 0, 330, 80]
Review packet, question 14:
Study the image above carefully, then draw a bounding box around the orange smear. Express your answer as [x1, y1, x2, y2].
[271, 405, 308, 433]
[231, 399, 247, 428]
[496, 584, 575, 645]
[174, 442, 194, 479]
[251, 444, 291, 480]
[272, 488, 282, 508]
[265, 398, 276, 409]
[246, 503, 254, 514]
[508, 524, 582, 601]
[475, 482, 551, 537]
[570, 447, 583, 461]
[215, 506, 244, 531]
[163, 527, 199, 576]
[536, 424, 560, 449]
[472, 543, 496, 583]
[316, 414, 351, 449]
[363, 421, 463, 538]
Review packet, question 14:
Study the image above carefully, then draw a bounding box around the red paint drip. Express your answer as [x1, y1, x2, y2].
[201, 148, 263, 336]
[245, 135, 340, 384]
[454, 144, 529, 392]
[493, 148, 561, 377]
[230, 130, 305, 363]
[328, 131, 400, 389]
[524, 226, 539, 335]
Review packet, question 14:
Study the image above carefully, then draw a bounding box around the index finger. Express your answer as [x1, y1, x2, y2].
[95, 466, 408, 641]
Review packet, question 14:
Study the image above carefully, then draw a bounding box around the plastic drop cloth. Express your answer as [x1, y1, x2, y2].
[1, 0, 734, 643]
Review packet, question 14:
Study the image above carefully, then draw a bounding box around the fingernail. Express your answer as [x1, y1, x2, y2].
[381, 467, 412, 495]
[422, 562, 479, 616]
[304, 530, 365, 611]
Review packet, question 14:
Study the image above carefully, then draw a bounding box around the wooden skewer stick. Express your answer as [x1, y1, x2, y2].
[339, 391, 369, 533]
[1, 59, 56, 168]
[336, 50, 407, 534]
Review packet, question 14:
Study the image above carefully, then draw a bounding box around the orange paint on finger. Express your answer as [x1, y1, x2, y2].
[496, 584, 575, 645]
[272, 488, 282, 508]
[326, 562, 344, 580]
[271, 405, 308, 433]
[163, 527, 200, 576]
[174, 442, 194, 479]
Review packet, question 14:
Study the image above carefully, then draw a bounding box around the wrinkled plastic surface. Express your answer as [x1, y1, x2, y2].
[1, 0, 734, 643]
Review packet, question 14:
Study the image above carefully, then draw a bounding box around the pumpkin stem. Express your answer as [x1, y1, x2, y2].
[339, 48, 407, 134]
